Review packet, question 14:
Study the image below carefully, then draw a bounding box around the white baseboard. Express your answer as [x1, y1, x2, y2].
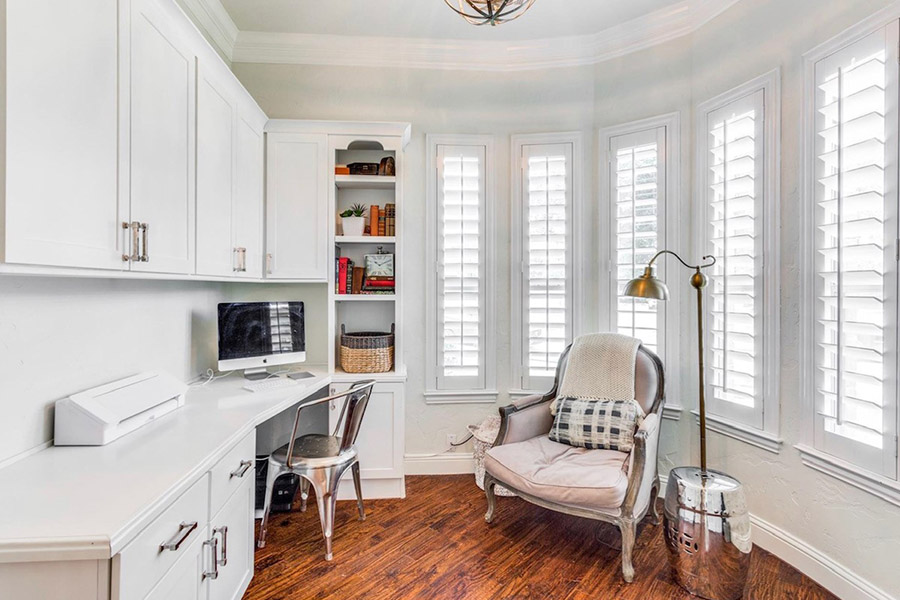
[660, 477, 894, 600]
[404, 452, 475, 475]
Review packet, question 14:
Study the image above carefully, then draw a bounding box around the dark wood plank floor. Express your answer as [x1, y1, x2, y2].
[246, 475, 837, 600]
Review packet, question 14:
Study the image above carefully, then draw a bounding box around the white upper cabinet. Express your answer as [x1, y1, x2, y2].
[196, 62, 237, 277]
[233, 105, 266, 279]
[125, 0, 197, 274]
[3, 0, 122, 269]
[266, 133, 329, 280]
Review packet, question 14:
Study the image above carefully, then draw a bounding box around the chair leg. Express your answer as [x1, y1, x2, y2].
[351, 462, 365, 521]
[309, 466, 341, 561]
[648, 477, 661, 526]
[484, 473, 497, 524]
[257, 459, 285, 549]
[619, 518, 637, 583]
[299, 476, 311, 513]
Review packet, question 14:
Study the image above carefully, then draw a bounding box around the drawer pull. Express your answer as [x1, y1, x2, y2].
[159, 521, 198, 553]
[229, 460, 253, 479]
[214, 526, 228, 566]
[202, 536, 219, 580]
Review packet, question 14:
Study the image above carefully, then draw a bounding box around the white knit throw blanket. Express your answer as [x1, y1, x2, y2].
[557, 333, 641, 402]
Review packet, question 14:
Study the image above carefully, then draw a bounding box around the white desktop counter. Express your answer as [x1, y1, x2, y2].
[0, 371, 334, 599]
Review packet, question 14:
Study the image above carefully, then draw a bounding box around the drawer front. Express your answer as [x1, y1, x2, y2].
[210, 431, 256, 517]
[116, 475, 209, 600]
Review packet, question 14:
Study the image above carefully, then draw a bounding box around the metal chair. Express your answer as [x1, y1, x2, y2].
[257, 380, 376, 560]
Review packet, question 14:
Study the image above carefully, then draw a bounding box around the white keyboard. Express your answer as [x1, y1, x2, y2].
[242, 377, 299, 393]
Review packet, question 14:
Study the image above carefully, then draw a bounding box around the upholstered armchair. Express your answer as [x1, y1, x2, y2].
[483, 343, 665, 583]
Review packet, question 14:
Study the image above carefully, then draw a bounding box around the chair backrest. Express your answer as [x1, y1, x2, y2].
[335, 379, 376, 453]
[545, 343, 664, 415]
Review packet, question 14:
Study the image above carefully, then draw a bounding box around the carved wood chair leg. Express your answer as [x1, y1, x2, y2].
[484, 473, 497, 524]
[619, 518, 637, 583]
[648, 478, 661, 526]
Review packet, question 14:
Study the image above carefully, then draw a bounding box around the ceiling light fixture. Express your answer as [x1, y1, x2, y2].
[443, 0, 537, 26]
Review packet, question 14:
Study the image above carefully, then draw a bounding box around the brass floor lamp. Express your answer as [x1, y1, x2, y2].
[624, 250, 751, 600]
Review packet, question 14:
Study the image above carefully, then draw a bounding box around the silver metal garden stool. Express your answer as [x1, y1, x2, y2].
[257, 380, 376, 560]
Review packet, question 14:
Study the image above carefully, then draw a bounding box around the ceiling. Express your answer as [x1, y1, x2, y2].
[219, 0, 685, 41]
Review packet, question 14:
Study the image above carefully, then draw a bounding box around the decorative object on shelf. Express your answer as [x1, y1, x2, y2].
[340, 324, 395, 373]
[348, 162, 380, 176]
[378, 156, 395, 176]
[363, 249, 395, 294]
[443, 0, 536, 26]
[340, 203, 367, 237]
[623, 250, 751, 600]
[335, 164, 350, 175]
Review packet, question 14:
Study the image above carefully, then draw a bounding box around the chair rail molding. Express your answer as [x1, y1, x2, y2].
[183, 0, 742, 71]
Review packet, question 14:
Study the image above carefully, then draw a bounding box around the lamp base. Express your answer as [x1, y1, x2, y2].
[663, 466, 751, 600]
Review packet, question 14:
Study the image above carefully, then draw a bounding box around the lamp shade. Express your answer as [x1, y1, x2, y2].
[623, 266, 670, 301]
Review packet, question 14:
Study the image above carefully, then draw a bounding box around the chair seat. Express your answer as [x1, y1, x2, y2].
[484, 435, 630, 512]
[271, 434, 357, 468]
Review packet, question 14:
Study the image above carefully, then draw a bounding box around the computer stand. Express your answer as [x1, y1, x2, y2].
[243, 368, 272, 381]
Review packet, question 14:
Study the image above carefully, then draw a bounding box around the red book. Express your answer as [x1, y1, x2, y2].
[338, 257, 350, 294]
[364, 280, 395, 288]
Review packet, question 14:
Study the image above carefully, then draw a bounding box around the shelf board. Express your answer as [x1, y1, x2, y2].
[335, 236, 396, 244]
[333, 367, 407, 383]
[335, 175, 396, 190]
[334, 294, 395, 302]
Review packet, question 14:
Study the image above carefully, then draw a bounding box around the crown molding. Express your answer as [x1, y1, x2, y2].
[175, 0, 239, 61]
[227, 0, 743, 71]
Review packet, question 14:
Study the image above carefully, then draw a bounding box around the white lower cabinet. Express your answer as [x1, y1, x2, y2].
[112, 431, 256, 600]
[329, 382, 405, 499]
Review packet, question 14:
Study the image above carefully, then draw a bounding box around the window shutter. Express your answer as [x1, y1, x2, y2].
[704, 90, 766, 429]
[521, 143, 573, 388]
[812, 23, 899, 475]
[609, 128, 666, 357]
[436, 145, 486, 389]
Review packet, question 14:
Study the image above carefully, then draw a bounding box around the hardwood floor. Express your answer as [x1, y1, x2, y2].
[246, 475, 837, 600]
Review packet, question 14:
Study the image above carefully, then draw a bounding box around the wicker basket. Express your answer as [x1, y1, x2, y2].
[340, 323, 395, 373]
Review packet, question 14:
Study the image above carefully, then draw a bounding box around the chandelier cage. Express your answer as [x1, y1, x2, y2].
[443, 0, 537, 26]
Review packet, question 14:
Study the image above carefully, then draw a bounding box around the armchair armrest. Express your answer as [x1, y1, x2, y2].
[621, 409, 663, 518]
[494, 394, 554, 447]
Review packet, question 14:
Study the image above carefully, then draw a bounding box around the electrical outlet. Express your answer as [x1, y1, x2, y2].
[447, 433, 458, 452]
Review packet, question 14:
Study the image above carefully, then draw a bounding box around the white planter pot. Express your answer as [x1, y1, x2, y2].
[342, 216, 365, 237]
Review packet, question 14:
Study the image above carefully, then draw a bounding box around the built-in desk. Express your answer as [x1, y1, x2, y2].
[0, 371, 334, 599]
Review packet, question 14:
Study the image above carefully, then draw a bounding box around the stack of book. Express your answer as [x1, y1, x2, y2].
[336, 257, 366, 294]
[366, 204, 396, 237]
[362, 274, 394, 294]
[384, 204, 395, 236]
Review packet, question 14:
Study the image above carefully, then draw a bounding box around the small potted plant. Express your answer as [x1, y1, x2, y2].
[340, 203, 367, 237]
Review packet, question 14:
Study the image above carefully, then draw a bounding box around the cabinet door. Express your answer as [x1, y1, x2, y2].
[143, 535, 209, 600]
[329, 383, 404, 482]
[233, 110, 265, 279]
[4, 0, 122, 269]
[265, 133, 328, 280]
[195, 62, 235, 277]
[128, 0, 196, 274]
[208, 478, 255, 600]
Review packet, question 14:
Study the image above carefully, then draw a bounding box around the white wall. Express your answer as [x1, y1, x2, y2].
[0, 276, 224, 465]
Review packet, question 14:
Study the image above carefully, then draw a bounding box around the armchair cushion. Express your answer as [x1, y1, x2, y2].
[549, 397, 643, 452]
[484, 435, 630, 512]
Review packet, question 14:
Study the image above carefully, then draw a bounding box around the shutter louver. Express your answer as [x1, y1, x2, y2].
[813, 27, 897, 464]
[706, 91, 765, 427]
[439, 150, 483, 381]
[524, 147, 572, 380]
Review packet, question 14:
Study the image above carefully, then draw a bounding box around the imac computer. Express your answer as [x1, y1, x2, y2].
[217, 301, 306, 380]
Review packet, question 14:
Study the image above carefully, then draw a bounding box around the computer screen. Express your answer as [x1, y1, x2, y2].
[217, 302, 305, 371]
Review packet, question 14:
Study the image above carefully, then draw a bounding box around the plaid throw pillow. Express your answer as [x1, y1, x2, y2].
[549, 397, 643, 451]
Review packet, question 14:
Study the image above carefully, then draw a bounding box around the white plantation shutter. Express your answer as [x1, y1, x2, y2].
[703, 90, 766, 429]
[609, 128, 666, 356]
[520, 142, 573, 389]
[435, 144, 486, 389]
[812, 24, 899, 476]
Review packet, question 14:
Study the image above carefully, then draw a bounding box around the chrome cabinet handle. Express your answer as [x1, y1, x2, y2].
[266, 253, 273, 275]
[233, 247, 247, 272]
[202, 536, 219, 580]
[159, 521, 198, 552]
[214, 526, 228, 566]
[229, 460, 252, 479]
[122, 221, 141, 262]
[140, 223, 149, 262]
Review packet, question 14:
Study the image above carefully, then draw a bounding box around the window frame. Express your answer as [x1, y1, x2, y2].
[695, 69, 782, 449]
[510, 132, 584, 394]
[599, 113, 682, 420]
[424, 134, 497, 403]
[800, 14, 900, 497]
